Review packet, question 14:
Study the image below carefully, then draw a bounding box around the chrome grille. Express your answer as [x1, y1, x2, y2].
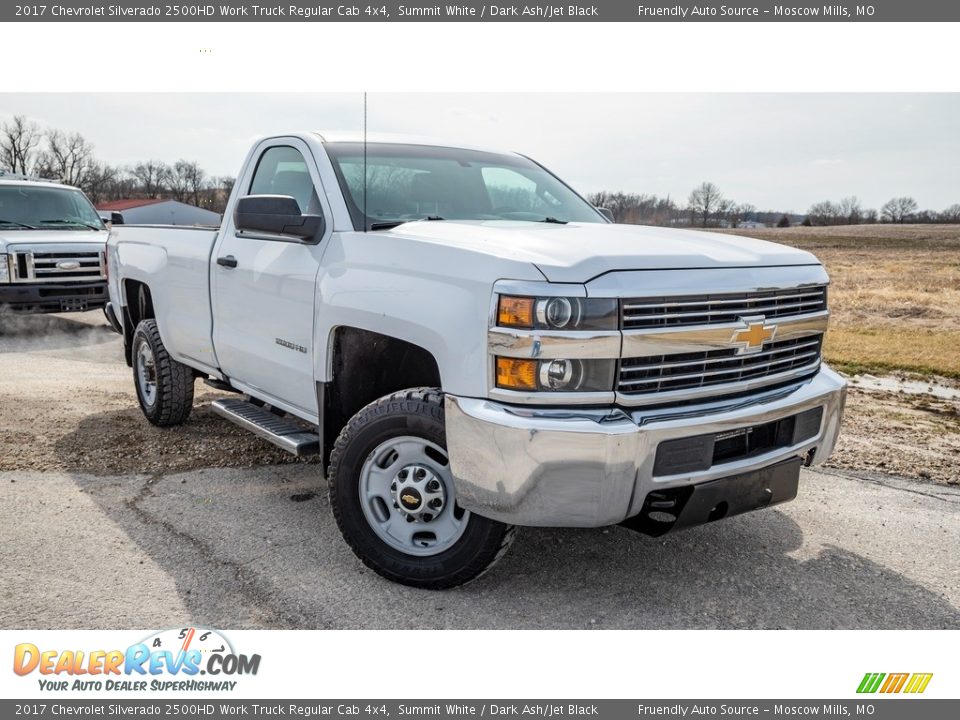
[622, 286, 827, 330]
[10, 249, 106, 283]
[618, 336, 823, 397]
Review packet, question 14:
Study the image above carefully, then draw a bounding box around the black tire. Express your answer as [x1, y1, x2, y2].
[328, 387, 516, 590]
[132, 319, 194, 427]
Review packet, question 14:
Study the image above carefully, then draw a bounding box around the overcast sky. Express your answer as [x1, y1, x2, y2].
[1, 93, 957, 211]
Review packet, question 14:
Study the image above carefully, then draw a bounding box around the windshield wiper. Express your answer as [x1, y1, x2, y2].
[0, 219, 37, 229]
[539, 217, 568, 224]
[40, 219, 103, 231]
[369, 216, 444, 231]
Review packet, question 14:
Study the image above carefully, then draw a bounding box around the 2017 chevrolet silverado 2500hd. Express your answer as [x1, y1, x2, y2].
[0, 172, 109, 314]
[106, 133, 846, 589]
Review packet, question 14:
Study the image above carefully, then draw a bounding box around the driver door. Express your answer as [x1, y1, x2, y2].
[211, 138, 329, 417]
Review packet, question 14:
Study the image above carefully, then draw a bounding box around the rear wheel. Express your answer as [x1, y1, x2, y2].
[132, 319, 194, 426]
[328, 388, 515, 589]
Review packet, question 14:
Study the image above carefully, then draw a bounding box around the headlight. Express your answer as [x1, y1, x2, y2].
[0, 255, 9, 284]
[495, 357, 616, 392]
[497, 295, 618, 331]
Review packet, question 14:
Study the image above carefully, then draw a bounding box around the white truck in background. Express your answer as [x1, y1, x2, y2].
[106, 132, 846, 589]
[0, 173, 109, 314]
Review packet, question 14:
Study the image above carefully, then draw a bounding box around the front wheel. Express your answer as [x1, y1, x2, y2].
[132, 319, 195, 426]
[328, 388, 515, 589]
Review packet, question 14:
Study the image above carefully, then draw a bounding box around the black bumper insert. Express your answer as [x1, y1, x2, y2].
[0, 282, 107, 314]
[653, 406, 822, 476]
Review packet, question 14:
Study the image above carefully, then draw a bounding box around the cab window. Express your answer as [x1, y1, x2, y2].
[248, 145, 321, 215]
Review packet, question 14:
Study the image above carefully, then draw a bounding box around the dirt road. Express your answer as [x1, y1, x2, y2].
[1, 312, 957, 629]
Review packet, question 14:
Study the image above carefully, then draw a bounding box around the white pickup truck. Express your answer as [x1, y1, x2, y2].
[1, 174, 109, 314]
[106, 132, 846, 588]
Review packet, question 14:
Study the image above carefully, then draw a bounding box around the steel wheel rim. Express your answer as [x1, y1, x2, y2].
[135, 339, 158, 407]
[359, 435, 469, 557]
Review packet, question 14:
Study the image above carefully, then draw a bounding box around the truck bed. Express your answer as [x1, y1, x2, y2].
[109, 224, 221, 374]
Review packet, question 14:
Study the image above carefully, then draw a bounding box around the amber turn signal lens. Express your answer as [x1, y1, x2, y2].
[495, 357, 538, 391]
[497, 295, 535, 328]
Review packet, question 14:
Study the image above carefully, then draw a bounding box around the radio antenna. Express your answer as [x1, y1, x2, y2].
[363, 91, 368, 232]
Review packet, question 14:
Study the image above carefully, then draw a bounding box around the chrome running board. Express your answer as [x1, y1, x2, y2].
[210, 398, 319, 456]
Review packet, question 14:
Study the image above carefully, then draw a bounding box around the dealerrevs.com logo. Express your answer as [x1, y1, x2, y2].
[13, 628, 261, 692]
[857, 673, 933, 694]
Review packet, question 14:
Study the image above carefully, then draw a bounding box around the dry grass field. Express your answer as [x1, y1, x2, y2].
[717, 225, 960, 485]
[721, 224, 960, 379]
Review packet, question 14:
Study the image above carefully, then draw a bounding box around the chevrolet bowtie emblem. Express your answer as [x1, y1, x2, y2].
[401, 493, 420, 507]
[731, 316, 776, 353]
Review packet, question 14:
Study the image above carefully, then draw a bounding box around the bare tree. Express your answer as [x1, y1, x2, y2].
[101, 171, 138, 203]
[203, 176, 236, 215]
[805, 197, 862, 225]
[688, 182, 725, 227]
[165, 160, 191, 201]
[162, 159, 206, 205]
[80, 163, 121, 204]
[587, 191, 681, 226]
[881, 196, 919, 224]
[806, 200, 840, 226]
[130, 160, 169, 198]
[37, 130, 98, 187]
[837, 196, 862, 225]
[1, 115, 42, 175]
[728, 202, 756, 228]
[940, 204, 960, 223]
[4, 116, 231, 213]
[185, 162, 206, 207]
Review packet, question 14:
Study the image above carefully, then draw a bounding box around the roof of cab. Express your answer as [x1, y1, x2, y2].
[0, 175, 78, 191]
[312, 131, 519, 156]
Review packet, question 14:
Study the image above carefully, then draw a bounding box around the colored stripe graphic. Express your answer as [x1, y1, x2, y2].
[857, 672, 932, 694]
[880, 673, 909, 693]
[904, 673, 933, 694]
[857, 673, 885, 693]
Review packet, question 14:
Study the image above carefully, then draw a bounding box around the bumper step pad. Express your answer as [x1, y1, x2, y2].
[621, 457, 802, 537]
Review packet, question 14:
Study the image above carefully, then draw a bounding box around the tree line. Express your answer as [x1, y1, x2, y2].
[0, 115, 235, 214]
[589, 183, 959, 228]
[589, 183, 794, 228]
[805, 195, 959, 225]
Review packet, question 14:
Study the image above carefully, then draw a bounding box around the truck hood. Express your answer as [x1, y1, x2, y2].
[0, 229, 108, 251]
[384, 220, 819, 284]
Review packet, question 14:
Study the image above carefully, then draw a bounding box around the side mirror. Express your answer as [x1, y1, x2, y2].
[234, 195, 324, 243]
[596, 207, 615, 223]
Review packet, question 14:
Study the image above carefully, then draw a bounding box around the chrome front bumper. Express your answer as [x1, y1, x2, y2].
[445, 366, 847, 527]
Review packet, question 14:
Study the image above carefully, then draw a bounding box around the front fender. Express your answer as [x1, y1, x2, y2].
[314, 231, 544, 397]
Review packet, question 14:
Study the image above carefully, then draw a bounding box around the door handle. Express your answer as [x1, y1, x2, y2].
[217, 255, 238, 268]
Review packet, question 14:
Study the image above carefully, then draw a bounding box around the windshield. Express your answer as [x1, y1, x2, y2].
[324, 142, 605, 229]
[0, 184, 105, 231]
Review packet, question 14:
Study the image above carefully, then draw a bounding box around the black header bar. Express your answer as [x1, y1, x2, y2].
[5, 1, 959, 22]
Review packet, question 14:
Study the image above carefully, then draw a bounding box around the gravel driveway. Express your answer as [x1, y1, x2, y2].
[1, 312, 957, 629]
